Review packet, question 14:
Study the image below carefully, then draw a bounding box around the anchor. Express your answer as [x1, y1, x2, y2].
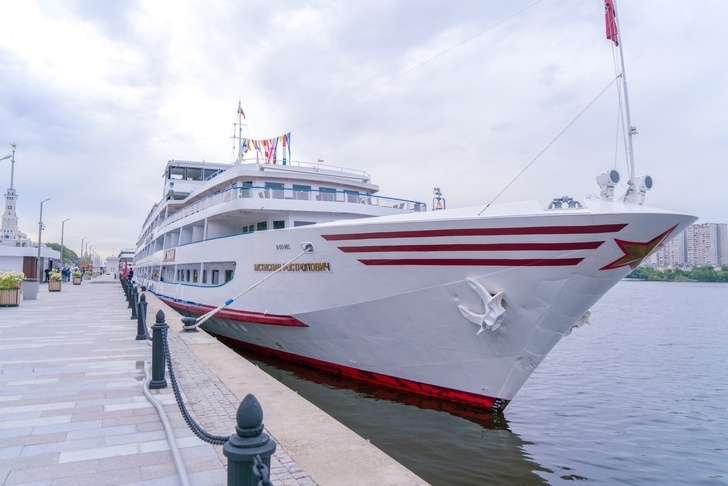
[457, 278, 506, 335]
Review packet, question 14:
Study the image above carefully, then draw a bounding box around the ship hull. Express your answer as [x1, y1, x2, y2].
[143, 200, 696, 412]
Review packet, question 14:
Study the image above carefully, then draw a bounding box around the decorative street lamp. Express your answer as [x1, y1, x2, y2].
[81, 236, 87, 266]
[60, 218, 70, 266]
[36, 198, 51, 282]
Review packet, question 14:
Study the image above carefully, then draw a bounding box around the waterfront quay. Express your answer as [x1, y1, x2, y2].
[0, 275, 425, 485]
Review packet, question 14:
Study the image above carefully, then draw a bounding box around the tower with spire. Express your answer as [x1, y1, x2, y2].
[1, 143, 32, 247]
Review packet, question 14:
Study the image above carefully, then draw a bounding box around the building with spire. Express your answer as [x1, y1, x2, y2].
[1, 144, 32, 247]
[0, 144, 59, 280]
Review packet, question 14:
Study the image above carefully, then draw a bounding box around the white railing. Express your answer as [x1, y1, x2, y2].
[155, 186, 426, 231]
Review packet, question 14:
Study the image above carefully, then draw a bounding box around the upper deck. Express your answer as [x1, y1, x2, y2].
[136, 158, 426, 248]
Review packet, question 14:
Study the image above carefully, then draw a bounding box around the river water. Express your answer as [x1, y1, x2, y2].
[235, 281, 728, 485]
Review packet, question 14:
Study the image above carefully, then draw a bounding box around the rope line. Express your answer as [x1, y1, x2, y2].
[479, 74, 622, 214]
[183, 247, 312, 330]
[292, 0, 545, 132]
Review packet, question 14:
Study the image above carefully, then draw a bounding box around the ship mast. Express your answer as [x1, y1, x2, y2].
[612, 1, 636, 185]
[233, 100, 248, 165]
[605, 0, 652, 204]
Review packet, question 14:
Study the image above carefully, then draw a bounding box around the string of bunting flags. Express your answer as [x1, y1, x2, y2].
[239, 133, 291, 165]
[236, 103, 292, 165]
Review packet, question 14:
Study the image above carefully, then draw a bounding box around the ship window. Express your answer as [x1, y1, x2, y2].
[319, 187, 335, 201]
[193, 269, 198, 283]
[225, 270, 234, 282]
[211, 270, 219, 285]
[265, 182, 285, 199]
[169, 166, 185, 180]
[294, 221, 316, 227]
[186, 269, 190, 281]
[293, 184, 311, 200]
[273, 220, 285, 229]
[344, 190, 360, 203]
[257, 221, 268, 231]
[202, 270, 207, 284]
[242, 225, 254, 234]
[204, 168, 221, 179]
[187, 168, 202, 181]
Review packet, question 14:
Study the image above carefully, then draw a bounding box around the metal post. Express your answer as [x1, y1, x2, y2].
[223, 394, 276, 486]
[136, 293, 148, 340]
[130, 285, 138, 320]
[149, 310, 168, 389]
[127, 279, 133, 307]
[60, 218, 70, 267]
[36, 198, 51, 282]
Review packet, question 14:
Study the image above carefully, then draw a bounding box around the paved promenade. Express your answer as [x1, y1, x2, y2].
[0, 275, 426, 485]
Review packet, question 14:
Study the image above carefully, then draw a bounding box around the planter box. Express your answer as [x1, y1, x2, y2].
[72, 277, 82, 285]
[48, 280, 62, 292]
[0, 288, 21, 306]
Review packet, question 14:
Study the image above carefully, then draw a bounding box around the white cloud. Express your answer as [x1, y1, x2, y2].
[1, 0, 726, 258]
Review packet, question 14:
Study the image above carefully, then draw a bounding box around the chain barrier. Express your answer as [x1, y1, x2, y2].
[136, 285, 274, 485]
[252, 455, 272, 486]
[161, 326, 230, 446]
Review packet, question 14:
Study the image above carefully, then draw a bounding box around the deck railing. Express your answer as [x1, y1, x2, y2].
[157, 186, 426, 231]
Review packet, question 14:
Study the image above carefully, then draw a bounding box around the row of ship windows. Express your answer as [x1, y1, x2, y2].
[173, 268, 234, 285]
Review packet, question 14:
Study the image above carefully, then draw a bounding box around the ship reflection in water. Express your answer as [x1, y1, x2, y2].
[232, 346, 551, 485]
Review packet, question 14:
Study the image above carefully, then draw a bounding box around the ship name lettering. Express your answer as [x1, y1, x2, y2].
[276, 244, 291, 251]
[253, 262, 331, 272]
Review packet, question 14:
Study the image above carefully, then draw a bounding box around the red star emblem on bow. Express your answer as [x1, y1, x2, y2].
[600, 225, 677, 270]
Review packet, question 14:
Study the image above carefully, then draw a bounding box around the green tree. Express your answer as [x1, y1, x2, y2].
[46, 242, 80, 265]
[688, 266, 718, 282]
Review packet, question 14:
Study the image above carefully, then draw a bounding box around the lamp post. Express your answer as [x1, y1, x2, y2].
[1, 143, 16, 188]
[80, 236, 87, 266]
[36, 198, 51, 282]
[60, 218, 70, 267]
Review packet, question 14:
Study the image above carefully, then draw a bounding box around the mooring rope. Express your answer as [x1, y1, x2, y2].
[182, 243, 314, 330]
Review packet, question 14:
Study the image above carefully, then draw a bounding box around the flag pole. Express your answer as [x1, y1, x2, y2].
[235, 100, 248, 164]
[611, 0, 636, 184]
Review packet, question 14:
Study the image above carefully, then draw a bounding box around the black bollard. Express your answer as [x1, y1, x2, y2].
[136, 293, 148, 341]
[130, 286, 138, 320]
[127, 281, 134, 308]
[149, 310, 168, 389]
[223, 394, 277, 486]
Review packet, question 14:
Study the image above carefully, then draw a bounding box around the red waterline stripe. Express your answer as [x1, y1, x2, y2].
[159, 297, 308, 327]
[213, 333, 508, 412]
[322, 223, 627, 241]
[337, 241, 604, 253]
[357, 257, 584, 266]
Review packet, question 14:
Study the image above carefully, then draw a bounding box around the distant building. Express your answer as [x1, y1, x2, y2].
[106, 255, 120, 276]
[649, 222, 727, 267]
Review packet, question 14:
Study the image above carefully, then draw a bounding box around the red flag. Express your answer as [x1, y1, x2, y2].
[237, 101, 246, 118]
[605, 0, 619, 46]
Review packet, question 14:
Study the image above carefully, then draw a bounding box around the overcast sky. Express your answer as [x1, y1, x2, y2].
[1, 0, 726, 260]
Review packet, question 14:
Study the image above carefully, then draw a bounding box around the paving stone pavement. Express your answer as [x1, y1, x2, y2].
[0, 275, 315, 485]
